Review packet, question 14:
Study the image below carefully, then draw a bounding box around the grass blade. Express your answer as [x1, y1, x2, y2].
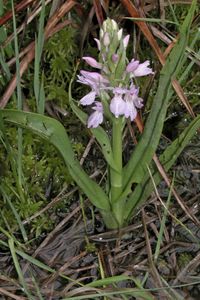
[0, 186, 28, 242]
[124, 114, 200, 220]
[121, 0, 196, 198]
[8, 238, 34, 299]
[34, 0, 45, 114]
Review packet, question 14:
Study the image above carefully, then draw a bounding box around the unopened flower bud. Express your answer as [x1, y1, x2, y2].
[100, 28, 104, 39]
[111, 19, 118, 30]
[103, 32, 110, 47]
[123, 35, 130, 49]
[94, 38, 101, 51]
[112, 54, 119, 63]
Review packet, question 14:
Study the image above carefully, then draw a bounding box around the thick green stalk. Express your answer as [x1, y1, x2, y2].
[110, 118, 123, 201]
[107, 117, 125, 227]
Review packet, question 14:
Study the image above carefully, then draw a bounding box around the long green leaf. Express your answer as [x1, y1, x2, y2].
[0, 110, 110, 211]
[121, 0, 196, 198]
[124, 114, 200, 221]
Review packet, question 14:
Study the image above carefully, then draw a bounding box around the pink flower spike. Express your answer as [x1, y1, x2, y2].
[110, 94, 126, 118]
[80, 91, 96, 106]
[133, 60, 154, 77]
[82, 57, 102, 69]
[123, 35, 130, 49]
[88, 102, 103, 128]
[126, 59, 140, 73]
[94, 38, 101, 51]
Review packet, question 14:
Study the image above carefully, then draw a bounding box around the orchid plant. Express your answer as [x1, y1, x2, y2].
[75, 19, 154, 227]
[1, 1, 199, 229]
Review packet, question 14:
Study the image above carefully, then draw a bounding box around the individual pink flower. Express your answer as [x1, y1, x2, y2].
[110, 88, 126, 118]
[82, 57, 102, 69]
[126, 59, 154, 77]
[78, 71, 109, 105]
[78, 70, 109, 88]
[124, 85, 143, 121]
[88, 102, 104, 128]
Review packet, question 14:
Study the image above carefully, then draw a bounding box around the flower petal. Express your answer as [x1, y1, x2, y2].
[124, 101, 137, 121]
[133, 60, 154, 77]
[123, 35, 130, 48]
[80, 91, 96, 105]
[87, 110, 103, 128]
[113, 87, 127, 94]
[126, 59, 140, 73]
[110, 95, 126, 118]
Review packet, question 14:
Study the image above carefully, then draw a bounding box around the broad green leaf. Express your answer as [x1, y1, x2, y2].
[121, 0, 196, 199]
[124, 114, 200, 221]
[69, 81, 118, 172]
[0, 109, 110, 211]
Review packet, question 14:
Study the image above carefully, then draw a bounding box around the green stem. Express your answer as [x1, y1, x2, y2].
[108, 117, 124, 227]
[110, 118, 123, 201]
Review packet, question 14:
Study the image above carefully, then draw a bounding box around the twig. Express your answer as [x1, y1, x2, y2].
[0, 287, 26, 300]
[173, 251, 200, 285]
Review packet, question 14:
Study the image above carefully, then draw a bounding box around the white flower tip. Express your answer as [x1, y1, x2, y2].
[103, 32, 110, 46]
[100, 28, 104, 39]
[111, 19, 118, 30]
[117, 29, 123, 40]
[94, 38, 101, 51]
